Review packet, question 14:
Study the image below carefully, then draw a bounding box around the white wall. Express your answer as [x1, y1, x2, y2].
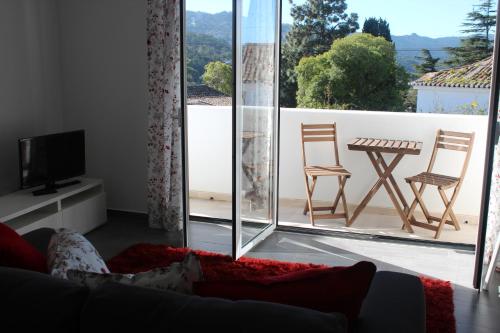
[58, 0, 148, 212]
[416, 86, 490, 114]
[188, 106, 488, 216]
[0, 0, 64, 195]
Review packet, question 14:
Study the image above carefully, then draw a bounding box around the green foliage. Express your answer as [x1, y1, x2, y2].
[362, 17, 392, 42]
[403, 88, 417, 112]
[186, 33, 231, 84]
[202, 61, 232, 96]
[446, 0, 496, 66]
[295, 33, 408, 111]
[280, 0, 359, 107]
[414, 49, 440, 75]
[457, 101, 487, 115]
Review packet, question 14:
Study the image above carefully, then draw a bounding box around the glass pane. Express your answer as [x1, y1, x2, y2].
[481, 99, 500, 289]
[238, 0, 278, 247]
[185, 0, 233, 255]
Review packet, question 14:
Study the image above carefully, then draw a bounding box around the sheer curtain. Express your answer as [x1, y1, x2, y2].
[146, 0, 183, 236]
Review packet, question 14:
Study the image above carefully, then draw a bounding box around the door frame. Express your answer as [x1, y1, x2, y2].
[232, 0, 282, 259]
[180, 0, 189, 247]
[473, 0, 500, 289]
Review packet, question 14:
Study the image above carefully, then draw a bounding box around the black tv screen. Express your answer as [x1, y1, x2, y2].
[19, 130, 86, 189]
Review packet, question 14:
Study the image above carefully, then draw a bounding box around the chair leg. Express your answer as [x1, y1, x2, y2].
[331, 176, 343, 214]
[405, 182, 432, 230]
[406, 181, 424, 231]
[435, 186, 460, 239]
[438, 188, 460, 231]
[303, 176, 317, 215]
[438, 188, 461, 231]
[303, 175, 316, 226]
[339, 176, 349, 225]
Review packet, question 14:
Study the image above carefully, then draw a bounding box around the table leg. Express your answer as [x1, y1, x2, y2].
[375, 152, 409, 212]
[347, 152, 404, 227]
[368, 153, 414, 233]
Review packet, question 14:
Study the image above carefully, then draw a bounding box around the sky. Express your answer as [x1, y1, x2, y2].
[186, 0, 486, 38]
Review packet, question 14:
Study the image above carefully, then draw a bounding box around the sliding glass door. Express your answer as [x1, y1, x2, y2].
[232, 0, 280, 259]
[475, 0, 500, 290]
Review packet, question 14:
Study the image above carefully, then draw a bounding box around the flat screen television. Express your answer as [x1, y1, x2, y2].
[18, 130, 86, 196]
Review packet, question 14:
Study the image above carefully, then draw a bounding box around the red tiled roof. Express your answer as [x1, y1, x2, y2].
[242, 43, 275, 84]
[412, 56, 492, 89]
[187, 84, 232, 106]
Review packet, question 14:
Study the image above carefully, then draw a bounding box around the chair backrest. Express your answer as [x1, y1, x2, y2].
[300, 123, 340, 166]
[427, 129, 475, 182]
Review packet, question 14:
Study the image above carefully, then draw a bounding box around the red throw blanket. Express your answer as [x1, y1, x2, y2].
[107, 244, 456, 333]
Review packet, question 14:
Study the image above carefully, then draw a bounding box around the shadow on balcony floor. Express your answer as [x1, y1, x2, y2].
[190, 197, 479, 246]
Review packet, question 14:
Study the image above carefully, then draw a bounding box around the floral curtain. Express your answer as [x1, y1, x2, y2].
[146, 0, 183, 232]
[485, 130, 500, 267]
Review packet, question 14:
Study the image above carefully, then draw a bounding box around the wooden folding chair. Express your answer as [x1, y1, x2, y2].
[405, 129, 475, 239]
[301, 123, 351, 226]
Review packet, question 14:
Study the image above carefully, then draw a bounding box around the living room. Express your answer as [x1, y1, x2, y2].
[1, 1, 499, 332]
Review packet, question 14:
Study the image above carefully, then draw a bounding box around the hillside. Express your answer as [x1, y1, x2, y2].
[186, 11, 463, 80]
[187, 11, 291, 43]
[187, 11, 232, 44]
[393, 34, 461, 75]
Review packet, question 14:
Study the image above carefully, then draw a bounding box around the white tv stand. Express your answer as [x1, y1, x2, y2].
[0, 178, 107, 235]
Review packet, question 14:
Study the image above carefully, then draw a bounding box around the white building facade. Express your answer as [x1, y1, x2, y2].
[412, 56, 492, 115]
[415, 86, 490, 114]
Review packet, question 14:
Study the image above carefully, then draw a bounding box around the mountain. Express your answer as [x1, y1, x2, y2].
[186, 11, 463, 80]
[392, 34, 461, 75]
[187, 11, 292, 43]
[187, 11, 232, 44]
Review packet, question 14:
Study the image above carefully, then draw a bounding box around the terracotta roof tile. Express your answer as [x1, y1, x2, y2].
[187, 84, 232, 106]
[412, 56, 492, 89]
[242, 43, 275, 83]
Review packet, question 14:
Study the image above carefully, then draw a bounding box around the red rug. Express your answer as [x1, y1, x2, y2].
[107, 244, 456, 333]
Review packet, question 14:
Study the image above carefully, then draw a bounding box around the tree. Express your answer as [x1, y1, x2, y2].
[295, 33, 408, 111]
[280, 0, 359, 107]
[362, 17, 392, 42]
[202, 61, 232, 96]
[186, 33, 231, 84]
[414, 49, 440, 75]
[446, 0, 496, 66]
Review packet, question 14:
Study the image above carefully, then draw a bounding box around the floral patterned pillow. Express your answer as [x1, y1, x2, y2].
[66, 252, 203, 294]
[47, 228, 110, 279]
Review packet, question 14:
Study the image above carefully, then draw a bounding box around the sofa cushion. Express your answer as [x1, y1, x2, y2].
[0, 222, 47, 273]
[356, 271, 426, 333]
[0, 266, 89, 332]
[80, 282, 347, 333]
[47, 228, 110, 279]
[194, 261, 376, 322]
[67, 252, 203, 294]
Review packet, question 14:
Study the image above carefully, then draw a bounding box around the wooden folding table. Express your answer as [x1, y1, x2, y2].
[347, 138, 423, 232]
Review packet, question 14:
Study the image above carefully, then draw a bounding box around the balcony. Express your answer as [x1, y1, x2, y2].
[188, 105, 487, 245]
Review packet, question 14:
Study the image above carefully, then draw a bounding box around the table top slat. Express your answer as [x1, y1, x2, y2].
[348, 138, 360, 145]
[347, 137, 422, 155]
[355, 138, 366, 146]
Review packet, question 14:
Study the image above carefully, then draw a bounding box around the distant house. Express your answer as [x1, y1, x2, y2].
[412, 56, 492, 114]
[187, 84, 232, 106]
[242, 43, 275, 107]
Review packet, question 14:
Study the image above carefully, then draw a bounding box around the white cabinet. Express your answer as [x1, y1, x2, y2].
[0, 178, 107, 235]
